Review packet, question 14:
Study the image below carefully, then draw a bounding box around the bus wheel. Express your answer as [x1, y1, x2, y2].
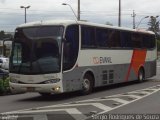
[81, 73, 94, 95]
[138, 68, 145, 82]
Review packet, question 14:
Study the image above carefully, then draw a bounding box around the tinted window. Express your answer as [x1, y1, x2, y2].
[143, 35, 155, 49]
[108, 30, 120, 47]
[23, 26, 63, 39]
[81, 25, 155, 49]
[11, 26, 63, 75]
[132, 33, 143, 48]
[63, 25, 79, 71]
[96, 28, 108, 47]
[120, 31, 132, 48]
[81, 26, 96, 48]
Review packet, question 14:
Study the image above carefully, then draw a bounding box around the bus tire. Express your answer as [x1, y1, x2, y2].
[138, 68, 145, 82]
[81, 73, 94, 95]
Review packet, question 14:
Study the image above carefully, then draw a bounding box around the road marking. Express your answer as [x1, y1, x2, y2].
[12, 85, 160, 113]
[87, 87, 160, 120]
[108, 98, 129, 104]
[129, 91, 149, 95]
[11, 108, 86, 120]
[27, 102, 112, 111]
[66, 108, 86, 120]
[2, 85, 160, 120]
[91, 103, 112, 111]
[115, 94, 142, 99]
[74, 98, 129, 104]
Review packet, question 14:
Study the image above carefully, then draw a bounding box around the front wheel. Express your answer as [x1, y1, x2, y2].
[81, 74, 94, 95]
[138, 68, 145, 82]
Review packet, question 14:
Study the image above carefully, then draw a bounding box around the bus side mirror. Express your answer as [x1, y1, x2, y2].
[3, 37, 13, 42]
[62, 38, 66, 43]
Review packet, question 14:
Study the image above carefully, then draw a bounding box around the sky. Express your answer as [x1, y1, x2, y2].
[0, 0, 160, 32]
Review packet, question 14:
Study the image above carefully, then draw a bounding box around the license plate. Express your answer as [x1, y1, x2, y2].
[27, 87, 35, 92]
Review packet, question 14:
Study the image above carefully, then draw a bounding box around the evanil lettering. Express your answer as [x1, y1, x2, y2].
[93, 57, 112, 64]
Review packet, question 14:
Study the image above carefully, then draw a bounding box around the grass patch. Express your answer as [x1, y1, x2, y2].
[0, 74, 10, 95]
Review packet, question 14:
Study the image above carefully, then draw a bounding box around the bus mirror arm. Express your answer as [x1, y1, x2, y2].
[62, 38, 67, 43]
[3, 37, 14, 42]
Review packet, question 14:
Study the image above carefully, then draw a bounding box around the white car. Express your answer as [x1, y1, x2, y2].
[0, 57, 9, 70]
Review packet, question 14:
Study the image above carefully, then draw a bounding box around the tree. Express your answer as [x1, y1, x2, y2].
[0, 31, 5, 39]
[148, 17, 160, 52]
[148, 16, 159, 34]
[0, 31, 12, 40]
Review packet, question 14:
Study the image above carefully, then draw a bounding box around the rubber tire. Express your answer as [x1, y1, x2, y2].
[81, 74, 94, 95]
[138, 68, 145, 82]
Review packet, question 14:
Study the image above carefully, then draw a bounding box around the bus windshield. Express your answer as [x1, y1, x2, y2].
[10, 26, 64, 74]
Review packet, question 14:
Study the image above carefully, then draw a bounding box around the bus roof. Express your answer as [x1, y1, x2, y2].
[17, 19, 155, 35]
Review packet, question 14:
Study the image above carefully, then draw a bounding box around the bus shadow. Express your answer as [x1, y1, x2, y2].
[18, 80, 149, 102]
[17, 91, 81, 102]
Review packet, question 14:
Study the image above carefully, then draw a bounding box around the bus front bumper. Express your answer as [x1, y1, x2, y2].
[9, 82, 63, 94]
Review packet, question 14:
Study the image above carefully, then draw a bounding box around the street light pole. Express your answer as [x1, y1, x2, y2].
[62, 3, 78, 21]
[118, 0, 121, 27]
[136, 16, 149, 29]
[20, 6, 30, 23]
[77, 0, 80, 21]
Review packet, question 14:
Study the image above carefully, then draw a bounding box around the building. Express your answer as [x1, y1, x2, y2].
[0, 40, 12, 57]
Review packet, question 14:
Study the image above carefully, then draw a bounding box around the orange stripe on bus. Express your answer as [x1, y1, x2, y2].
[125, 49, 147, 81]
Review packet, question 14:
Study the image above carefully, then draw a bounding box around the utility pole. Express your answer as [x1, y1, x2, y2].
[118, 0, 121, 27]
[131, 10, 136, 29]
[77, 0, 80, 21]
[136, 16, 149, 29]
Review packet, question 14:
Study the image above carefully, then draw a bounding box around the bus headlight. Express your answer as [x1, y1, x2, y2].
[54, 86, 60, 91]
[44, 79, 60, 84]
[10, 78, 19, 83]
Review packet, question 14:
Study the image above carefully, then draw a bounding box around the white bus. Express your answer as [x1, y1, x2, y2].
[9, 20, 157, 95]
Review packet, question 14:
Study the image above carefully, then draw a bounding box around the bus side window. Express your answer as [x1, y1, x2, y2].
[96, 28, 108, 48]
[108, 30, 120, 47]
[63, 25, 79, 71]
[81, 26, 96, 48]
[143, 35, 156, 49]
[120, 31, 132, 48]
[132, 33, 143, 48]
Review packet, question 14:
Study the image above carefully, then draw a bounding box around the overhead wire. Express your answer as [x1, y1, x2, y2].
[0, 8, 159, 30]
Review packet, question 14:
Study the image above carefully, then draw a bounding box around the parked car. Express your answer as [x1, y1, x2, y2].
[0, 56, 9, 70]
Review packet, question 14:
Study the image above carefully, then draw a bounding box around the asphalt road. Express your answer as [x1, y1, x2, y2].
[0, 62, 160, 118]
